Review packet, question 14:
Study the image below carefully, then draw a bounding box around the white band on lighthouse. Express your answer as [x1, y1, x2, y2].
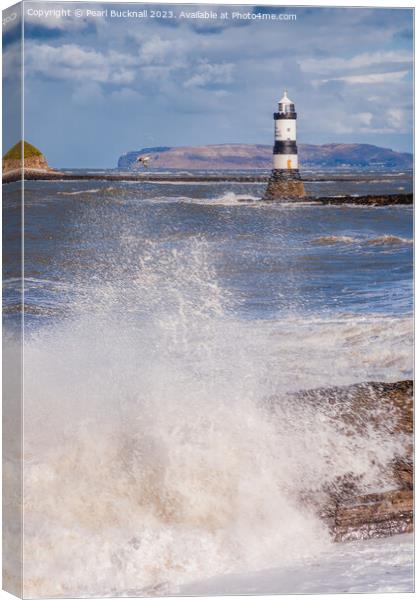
[275, 120, 296, 142]
[273, 154, 298, 170]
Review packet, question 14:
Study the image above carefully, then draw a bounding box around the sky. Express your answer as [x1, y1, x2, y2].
[3, 2, 414, 167]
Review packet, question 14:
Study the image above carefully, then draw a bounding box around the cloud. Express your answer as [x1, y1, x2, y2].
[335, 112, 376, 133]
[24, 8, 92, 32]
[386, 108, 405, 128]
[138, 35, 187, 65]
[322, 70, 409, 85]
[301, 50, 412, 73]
[3, 5, 23, 48]
[21, 5, 414, 166]
[25, 42, 136, 84]
[184, 61, 234, 89]
[3, 42, 22, 80]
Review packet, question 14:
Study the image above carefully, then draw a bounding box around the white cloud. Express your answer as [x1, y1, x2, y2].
[331, 112, 373, 134]
[301, 50, 412, 74]
[25, 42, 136, 85]
[321, 70, 409, 85]
[138, 35, 187, 66]
[386, 108, 405, 128]
[3, 44, 22, 81]
[184, 62, 234, 89]
[356, 112, 374, 126]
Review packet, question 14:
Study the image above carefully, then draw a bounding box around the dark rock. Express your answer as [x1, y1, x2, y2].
[294, 380, 413, 542]
[312, 193, 413, 206]
[329, 489, 413, 542]
[264, 170, 306, 200]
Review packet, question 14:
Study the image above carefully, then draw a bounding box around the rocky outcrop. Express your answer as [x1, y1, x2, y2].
[2, 141, 51, 174]
[324, 488, 413, 542]
[261, 193, 412, 205]
[3, 156, 50, 173]
[294, 381, 413, 542]
[312, 193, 413, 206]
[263, 170, 306, 199]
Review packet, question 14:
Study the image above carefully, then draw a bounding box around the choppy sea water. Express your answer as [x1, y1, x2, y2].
[3, 172, 414, 596]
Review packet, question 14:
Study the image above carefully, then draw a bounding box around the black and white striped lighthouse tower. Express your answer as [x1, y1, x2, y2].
[264, 90, 305, 200]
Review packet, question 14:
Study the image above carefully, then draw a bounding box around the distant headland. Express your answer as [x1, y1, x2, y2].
[2, 140, 413, 206]
[118, 143, 413, 171]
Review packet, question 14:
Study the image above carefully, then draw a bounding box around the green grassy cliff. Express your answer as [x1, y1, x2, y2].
[3, 141, 50, 173]
[3, 141, 43, 161]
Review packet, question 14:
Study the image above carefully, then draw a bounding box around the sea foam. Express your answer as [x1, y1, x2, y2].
[5, 238, 412, 597]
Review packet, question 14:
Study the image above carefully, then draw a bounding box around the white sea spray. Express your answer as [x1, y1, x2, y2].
[9, 238, 412, 597]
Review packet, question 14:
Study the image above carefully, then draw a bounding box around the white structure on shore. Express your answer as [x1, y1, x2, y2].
[264, 89, 305, 199]
[273, 90, 299, 171]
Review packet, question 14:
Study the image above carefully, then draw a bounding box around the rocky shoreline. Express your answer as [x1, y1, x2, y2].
[310, 193, 413, 206]
[2, 170, 413, 205]
[2, 168, 412, 184]
[260, 193, 413, 206]
[293, 380, 413, 542]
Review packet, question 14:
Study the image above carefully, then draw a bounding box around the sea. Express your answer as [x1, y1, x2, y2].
[2, 169, 414, 596]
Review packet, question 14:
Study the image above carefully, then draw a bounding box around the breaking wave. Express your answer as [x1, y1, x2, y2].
[312, 236, 356, 245]
[149, 191, 261, 205]
[58, 187, 117, 196]
[366, 235, 413, 246]
[312, 234, 413, 246]
[7, 238, 412, 597]
[191, 191, 260, 205]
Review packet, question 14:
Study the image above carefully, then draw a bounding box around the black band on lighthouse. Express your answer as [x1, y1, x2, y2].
[274, 111, 297, 120]
[273, 140, 298, 154]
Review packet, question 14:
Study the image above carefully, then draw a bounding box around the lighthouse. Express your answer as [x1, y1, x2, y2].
[264, 90, 305, 200]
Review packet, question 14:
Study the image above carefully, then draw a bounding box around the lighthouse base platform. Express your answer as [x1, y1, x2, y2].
[264, 169, 306, 200]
